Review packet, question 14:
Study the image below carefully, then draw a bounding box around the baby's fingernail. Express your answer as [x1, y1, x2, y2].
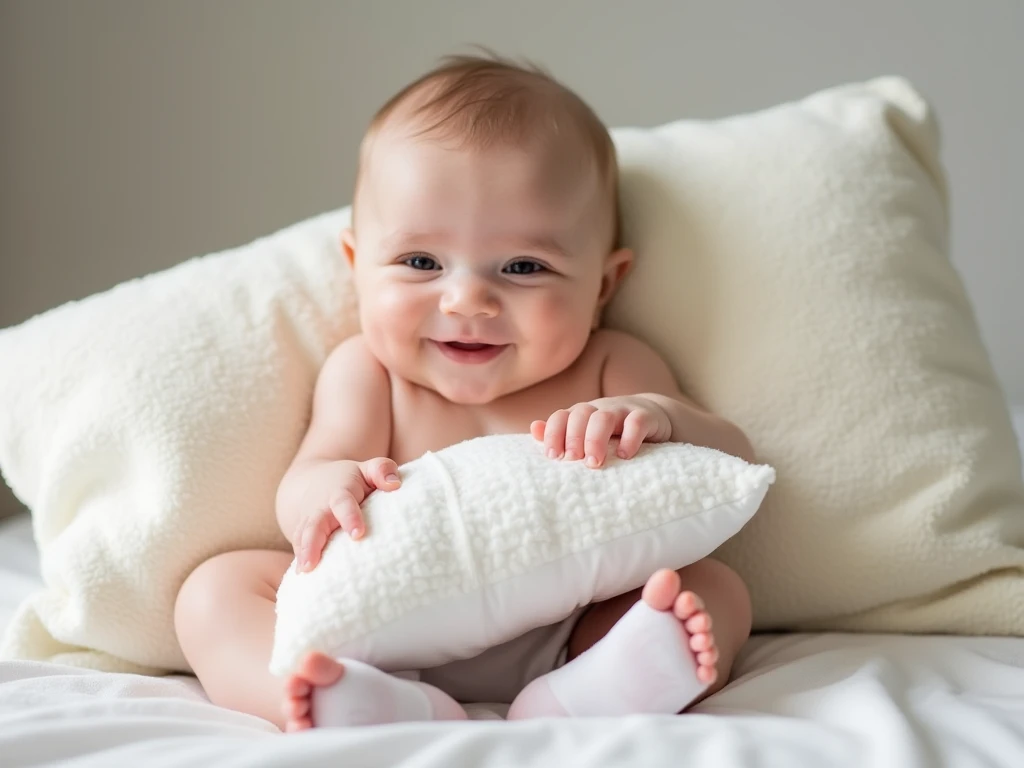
[547, 449, 558, 459]
[385, 474, 399, 484]
[586, 456, 600, 468]
[350, 527, 363, 540]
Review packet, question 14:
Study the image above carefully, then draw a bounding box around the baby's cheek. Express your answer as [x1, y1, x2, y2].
[527, 296, 592, 365]
[368, 286, 423, 331]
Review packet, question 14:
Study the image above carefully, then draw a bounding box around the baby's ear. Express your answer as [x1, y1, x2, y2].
[597, 247, 634, 308]
[341, 228, 356, 268]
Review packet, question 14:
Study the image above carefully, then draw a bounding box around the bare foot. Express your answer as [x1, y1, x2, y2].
[281, 651, 343, 732]
[281, 651, 467, 730]
[508, 567, 715, 718]
[641, 568, 719, 688]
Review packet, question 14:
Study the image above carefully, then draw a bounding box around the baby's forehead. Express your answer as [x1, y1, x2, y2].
[352, 61, 618, 245]
[373, 118, 596, 180]
[356, 130, 612, 251]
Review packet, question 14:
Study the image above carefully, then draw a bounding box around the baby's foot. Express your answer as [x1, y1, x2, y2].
[282, 651, 467, 731]
[282, 651, 343, 732]
[643, 568, 719, 688]
[508, 569, 715, 719]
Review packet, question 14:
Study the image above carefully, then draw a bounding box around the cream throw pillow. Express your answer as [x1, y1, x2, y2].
[1, 76, 1021, 675]
[605, 78, 1024, 634]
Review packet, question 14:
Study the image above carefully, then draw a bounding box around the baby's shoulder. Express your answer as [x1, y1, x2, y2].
[318, 334, 389, 388]
[583, 329, 680, 394]
[585, 329, 661, 362]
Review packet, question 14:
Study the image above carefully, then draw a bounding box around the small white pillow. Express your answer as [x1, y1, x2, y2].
[270, 434, 775, 675]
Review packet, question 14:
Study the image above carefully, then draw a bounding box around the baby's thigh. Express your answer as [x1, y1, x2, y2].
[174, 549, 293, 639]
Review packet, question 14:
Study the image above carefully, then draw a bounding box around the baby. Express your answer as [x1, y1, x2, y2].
[175, 53, 755, 731]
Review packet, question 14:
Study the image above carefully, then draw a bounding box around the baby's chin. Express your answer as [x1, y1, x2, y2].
[421, 370, 550, 406]
[427, 378, 520, 406]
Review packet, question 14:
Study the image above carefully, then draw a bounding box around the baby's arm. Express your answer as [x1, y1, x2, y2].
[533, 331, 754, 466]
[599, 331, 754, 462]
[276, 335, 395, 571]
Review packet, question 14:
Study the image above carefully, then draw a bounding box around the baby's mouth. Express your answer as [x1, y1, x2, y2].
[446, 341, 490, 351]
[433, 340, 509, 364]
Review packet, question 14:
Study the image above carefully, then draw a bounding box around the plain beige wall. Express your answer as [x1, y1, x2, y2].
[1, 1, 1022, 515]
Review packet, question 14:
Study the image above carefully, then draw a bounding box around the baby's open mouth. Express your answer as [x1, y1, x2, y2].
[433, 340, 508, 364]
[446, 341, 490, 351]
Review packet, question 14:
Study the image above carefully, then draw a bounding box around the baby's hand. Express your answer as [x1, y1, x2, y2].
[531, 396, 672, 469]
[292, 457, 401, 573]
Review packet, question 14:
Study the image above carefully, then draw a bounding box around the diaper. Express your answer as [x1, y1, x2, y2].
[416, 609, 585, 704]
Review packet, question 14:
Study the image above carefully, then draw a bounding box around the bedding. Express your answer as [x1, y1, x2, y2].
[2, 508, 1024, 767]
[271, 436, 773, 675]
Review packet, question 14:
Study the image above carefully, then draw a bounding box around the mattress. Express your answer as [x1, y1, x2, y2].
[1, 410, 1023, 768]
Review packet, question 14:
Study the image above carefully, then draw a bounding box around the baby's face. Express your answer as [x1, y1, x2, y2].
[345, 131, 629, 405]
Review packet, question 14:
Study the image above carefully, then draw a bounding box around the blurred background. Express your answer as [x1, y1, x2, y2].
[1, 1, 1022, 515]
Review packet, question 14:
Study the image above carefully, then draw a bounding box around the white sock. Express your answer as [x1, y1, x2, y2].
[507, 600, 708, 718]
[311, 659, 467, 727]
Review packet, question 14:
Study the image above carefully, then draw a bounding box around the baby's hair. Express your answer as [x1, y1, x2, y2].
[353, 50, 620, 245]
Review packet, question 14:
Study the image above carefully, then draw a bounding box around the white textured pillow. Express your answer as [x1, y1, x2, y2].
[1, 76, 1022, 677]
[270, 435, 774, 675]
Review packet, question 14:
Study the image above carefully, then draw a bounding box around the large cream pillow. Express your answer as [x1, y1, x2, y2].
[1, 76, 1021, 676]
[0, 212, 356, 673]
[605, 78, 1024, 634]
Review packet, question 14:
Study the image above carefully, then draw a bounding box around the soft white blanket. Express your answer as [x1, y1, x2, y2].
[2, 505, 1024, 768]
[4, 636, 1024, 768]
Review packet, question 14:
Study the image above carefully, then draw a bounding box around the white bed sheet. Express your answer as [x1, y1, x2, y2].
[2, 407, 1023, 768]
[3, 515, 1024, 767]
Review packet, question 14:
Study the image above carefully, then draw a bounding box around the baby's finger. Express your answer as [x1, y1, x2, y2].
[530, 420, 546, 442]
[330, 492, 366, 541]
[543, 410, 570, 459]
[583, 410, 618, 468]
[361, 457, 401, 491]
[617, 409, 652, 459]
[564, 405, 596, 461]
[298, 517, 331, 571]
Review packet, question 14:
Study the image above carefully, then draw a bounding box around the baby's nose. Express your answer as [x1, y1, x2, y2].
[439, 275, 499, 318]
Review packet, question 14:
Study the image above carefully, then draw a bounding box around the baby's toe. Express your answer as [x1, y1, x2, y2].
[697, 648, 719, 667]
[284, 677, 311, 698]
[285, 716, 313, 733]
[641, 569, 683, 611]
[297, 652, 344, 686]
[673, 590, 705, 620]
[689, 631, 714, 653]
[684, 611, 712, 635]
[283, 695, 310, 720]
[696, 666, 718, 685]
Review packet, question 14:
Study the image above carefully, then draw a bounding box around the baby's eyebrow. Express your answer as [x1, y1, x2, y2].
[514, 235, 570, 259]
[381, 231, 443, 252]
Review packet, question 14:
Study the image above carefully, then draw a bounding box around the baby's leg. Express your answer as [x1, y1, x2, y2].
[175, 550, 466, 731]
[175, 549, 296, 728]
[507, 558, 751, 718]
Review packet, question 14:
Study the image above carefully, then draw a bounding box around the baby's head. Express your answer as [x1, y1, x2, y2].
[343, 53, 632, 405]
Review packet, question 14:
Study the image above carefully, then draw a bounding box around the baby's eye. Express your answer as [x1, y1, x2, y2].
[503, 260, 546, 276]
[403, 254, 440, 271]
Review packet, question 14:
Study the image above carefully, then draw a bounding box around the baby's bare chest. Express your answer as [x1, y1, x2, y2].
[388, 365, 604, 465]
